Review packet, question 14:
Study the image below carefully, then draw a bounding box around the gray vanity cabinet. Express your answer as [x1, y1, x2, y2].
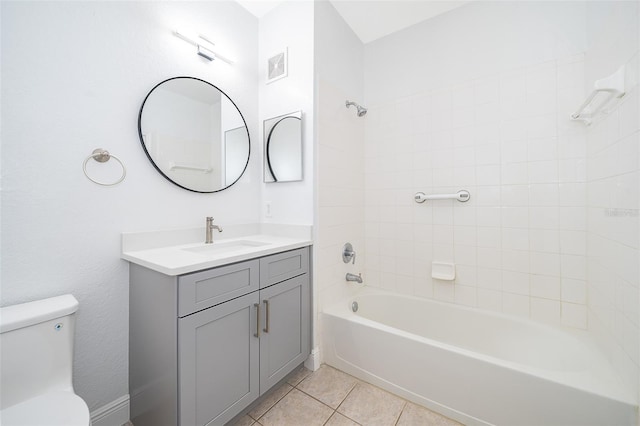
[178, 291, 260, 426]
[259, 274, 310, 394]
[129, 246, 310, 426]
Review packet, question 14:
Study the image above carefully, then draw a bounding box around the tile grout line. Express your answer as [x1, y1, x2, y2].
[393, 401, 408, 426]
[295, 370, 361, 426]
[248, 383, 295, 423]
[295, 379, 353, 424]
[330, 381, 360, 425]
[246, 368, 309, 424]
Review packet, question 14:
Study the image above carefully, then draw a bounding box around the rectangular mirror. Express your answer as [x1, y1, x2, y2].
[263, 111, 302, 183]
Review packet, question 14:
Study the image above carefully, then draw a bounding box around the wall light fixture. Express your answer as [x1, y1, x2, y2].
[174, 29, 235, 65]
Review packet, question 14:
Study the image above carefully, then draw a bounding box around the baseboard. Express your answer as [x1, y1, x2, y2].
[90, 394, 130, 426]
[304, 347, 321, 371]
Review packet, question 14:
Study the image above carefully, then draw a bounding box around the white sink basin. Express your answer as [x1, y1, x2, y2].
[183, 240, 270, 255]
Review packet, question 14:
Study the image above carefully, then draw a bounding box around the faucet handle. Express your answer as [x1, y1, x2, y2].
[342, 242, 356, 265]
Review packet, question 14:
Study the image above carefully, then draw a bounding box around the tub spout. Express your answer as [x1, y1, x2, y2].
[346, 273, 363, 283]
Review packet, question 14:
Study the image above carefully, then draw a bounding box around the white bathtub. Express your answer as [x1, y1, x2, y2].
[322, 288, 637, 426]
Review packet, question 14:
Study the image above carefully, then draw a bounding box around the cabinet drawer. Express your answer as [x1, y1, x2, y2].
[259, 247, 309, 288]
[178, 259, 259, 317]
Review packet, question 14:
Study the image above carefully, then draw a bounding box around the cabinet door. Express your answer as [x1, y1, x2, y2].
[178, 292, 260, 426]
[259, 274, 310, 394]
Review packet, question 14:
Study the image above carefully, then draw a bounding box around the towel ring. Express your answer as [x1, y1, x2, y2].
[83, 148, 126, 186]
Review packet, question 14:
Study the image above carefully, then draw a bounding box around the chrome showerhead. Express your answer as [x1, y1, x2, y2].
[346, 100, 367, 117]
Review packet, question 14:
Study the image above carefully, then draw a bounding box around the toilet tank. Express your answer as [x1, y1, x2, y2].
[0, 294, 79, 410]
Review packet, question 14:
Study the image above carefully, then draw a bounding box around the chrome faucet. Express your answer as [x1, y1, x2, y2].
[346, 273, 363, 283]
[205, 217, 223, 244]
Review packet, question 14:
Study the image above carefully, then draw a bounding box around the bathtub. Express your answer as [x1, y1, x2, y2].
[322, 288, 637, 426]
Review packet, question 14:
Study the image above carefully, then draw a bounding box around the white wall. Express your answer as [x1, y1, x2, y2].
[362, 1, 590, 326]
[314, 0, 365, 350]
[1, 0, 258, 410]
[584, 1, 640, 403]
[259, 0, 315, 225]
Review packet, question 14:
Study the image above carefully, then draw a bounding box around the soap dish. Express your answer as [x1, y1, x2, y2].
[432, 262, 455, 281]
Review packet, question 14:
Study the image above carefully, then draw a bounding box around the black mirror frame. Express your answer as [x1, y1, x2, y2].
[137, 76, 251, 194]
[265, 115, 302, 182]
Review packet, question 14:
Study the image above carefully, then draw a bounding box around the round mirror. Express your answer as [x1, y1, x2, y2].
[265, 113, 302, 182]
[138, 77, 250, 193]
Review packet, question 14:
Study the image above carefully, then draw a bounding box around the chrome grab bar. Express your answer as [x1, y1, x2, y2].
[414, 190, 470, 203]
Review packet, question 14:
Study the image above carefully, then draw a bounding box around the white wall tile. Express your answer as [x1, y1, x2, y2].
[477, 226, 502, 247]
[433, 280, 455, 302]
[528, 161, 559, 183]
[502, 228, 529, 250]
[529, 207, 559, 229]
[501, 185, 529, 206]
[561, 254, 587, 280]
[529, 184, 559, 206]
[531, 275, 561, 299]
[562, 302, 587, 328]
[476, 165, 501, 185]
[502, 292, 530, 317]
[502, 249, 530, 273]
[477, 267, 503, 290]
[477, 288, 503, 312]
[476, 208, 502, 227]
[531, 297, 561, 324]
[559, 183, 586, 207]
[455, 244, 477, 266]
[560, 230, 587, 255]
[475, 76, 500, 105]
[562, 278, 587, 304]
[476, 186, 502, 206]
[502, 207, 529, 228]
[559, 158, 587, 182]
[503, 271, 530, 295]
[455, 284, 478, 307]
[531, 252, 561, 277]
[502, 139, 528, 163]
[530, 229, 560, 252]
[526, 61, 557, 95]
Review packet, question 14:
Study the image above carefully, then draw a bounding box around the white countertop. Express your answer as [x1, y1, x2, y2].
[121, 223, 312, 276]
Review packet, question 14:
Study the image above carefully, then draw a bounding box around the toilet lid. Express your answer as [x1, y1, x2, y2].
[1, 391, 91, 426]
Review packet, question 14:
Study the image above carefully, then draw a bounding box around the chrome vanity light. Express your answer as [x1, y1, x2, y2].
[174, 29, 235, 64]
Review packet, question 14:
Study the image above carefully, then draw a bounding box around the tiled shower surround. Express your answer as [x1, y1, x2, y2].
[315, 0, 639, 407]
[357, 1, 639, 401]
[363, 54, 591, 328]
[585, 2, 639, 402]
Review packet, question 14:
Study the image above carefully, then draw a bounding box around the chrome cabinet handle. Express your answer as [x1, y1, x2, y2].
[263, 300, 270, 333]
[254, 303, 260, 338]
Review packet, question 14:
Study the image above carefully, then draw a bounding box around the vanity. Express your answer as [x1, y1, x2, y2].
[127, 74, 310, 425]
[123, 225, 312, 426]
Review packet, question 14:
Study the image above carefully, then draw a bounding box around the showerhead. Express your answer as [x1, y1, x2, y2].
[346, 100, 367, 117]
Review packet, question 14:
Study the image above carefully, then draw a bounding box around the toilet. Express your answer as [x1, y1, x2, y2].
[0, 294, 91, 425]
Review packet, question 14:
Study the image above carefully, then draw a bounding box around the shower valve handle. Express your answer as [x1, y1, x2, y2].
[342, 243, 356, 264]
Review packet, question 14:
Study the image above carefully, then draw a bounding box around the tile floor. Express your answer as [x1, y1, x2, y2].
[230, 365, 462, 426]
